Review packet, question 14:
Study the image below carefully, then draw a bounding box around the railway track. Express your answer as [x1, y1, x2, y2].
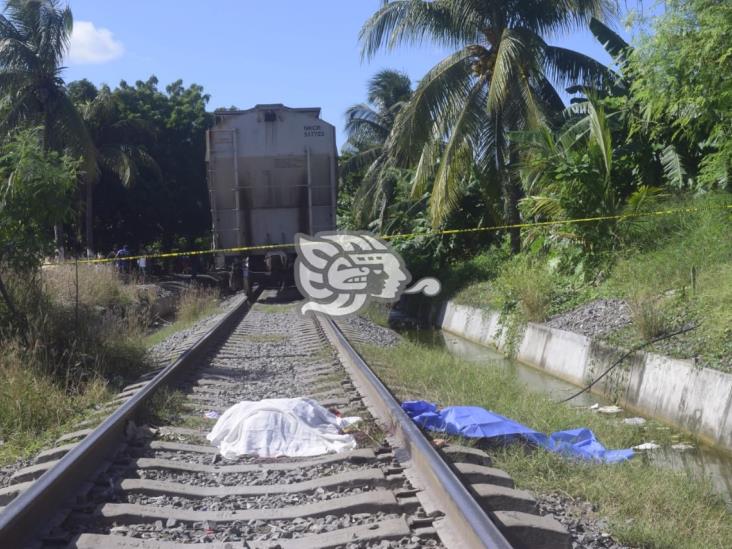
[0, 290, 570, 549]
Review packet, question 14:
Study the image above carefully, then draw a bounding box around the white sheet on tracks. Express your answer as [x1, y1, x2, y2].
[206, 398, 361, 458]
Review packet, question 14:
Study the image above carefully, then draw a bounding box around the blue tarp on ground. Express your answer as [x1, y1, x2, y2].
[402, 401, 633, 464]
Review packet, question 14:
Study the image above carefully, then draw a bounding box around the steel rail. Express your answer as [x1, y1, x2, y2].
[0, 291, 258, 548]
[317, 315, 513, 549]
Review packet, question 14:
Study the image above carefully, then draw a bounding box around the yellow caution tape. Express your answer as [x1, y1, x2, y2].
[49, 203, 731, 266]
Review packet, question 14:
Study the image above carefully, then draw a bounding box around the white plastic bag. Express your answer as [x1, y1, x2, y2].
[206, 398, 360, 459]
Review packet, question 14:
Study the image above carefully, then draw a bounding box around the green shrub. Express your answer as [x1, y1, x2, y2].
[629, 294, 668, 341]
[0, 269, 150, 464]
[491, 255, 559, 321]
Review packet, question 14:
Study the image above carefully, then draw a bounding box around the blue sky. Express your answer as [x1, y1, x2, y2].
[62, 1, 641, 149]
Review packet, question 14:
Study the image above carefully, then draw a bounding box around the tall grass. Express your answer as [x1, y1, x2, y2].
[628, 294, 668, 341]
[606, 195, 732, 366]
[0, 346, 110, 463]
[0, 267, 150, 464]
[41, 263, 137, 308]
[176, 286, 219, 323]
[610, 195, 732, 297]
[144, 286, 221, 348]
[454, 254, 559, 322]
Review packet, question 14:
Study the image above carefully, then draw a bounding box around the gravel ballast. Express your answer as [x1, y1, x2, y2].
[546, 299, 632, 338]
[56, 296, 443, 549]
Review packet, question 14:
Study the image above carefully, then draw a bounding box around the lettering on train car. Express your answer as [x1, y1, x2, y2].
[304, 125, 325, 137]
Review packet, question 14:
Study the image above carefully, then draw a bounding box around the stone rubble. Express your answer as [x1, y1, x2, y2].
[538, 492, 630, 549]
[546, 299, 632, 338]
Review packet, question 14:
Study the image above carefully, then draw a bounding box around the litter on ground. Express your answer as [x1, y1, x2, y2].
[622, 417, 647, 426]
[671, 443, 695, 451]
[633, 442, 661, 451]
[402, 401, 633, 463]
[597, 405, 624, 414]
[204, 410, 220, 419]
[207, 397, 361, 459]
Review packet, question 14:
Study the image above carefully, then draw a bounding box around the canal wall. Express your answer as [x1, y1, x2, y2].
[436, 301, 732, 451]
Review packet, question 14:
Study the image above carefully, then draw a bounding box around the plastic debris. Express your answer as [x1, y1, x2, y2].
[671, 443, 695, 451]
[402, 401, 633, 463]
[597, 405, 623, 414]
[589, 403, 600, 410]
[633, 442, 661, 451]
[207, 398, 361, 458]
[204, 410, 220, 419]
[622, 417, 647, 426]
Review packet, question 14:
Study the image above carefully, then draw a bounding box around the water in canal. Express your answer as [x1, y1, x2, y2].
[401, 328, 732, 504]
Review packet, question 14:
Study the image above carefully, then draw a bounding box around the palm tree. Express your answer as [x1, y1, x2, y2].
[0, 0, 95, 258]
[360, 0, 614, 252]
[343, 69, 412, 231]
[77, 87, 160, 256]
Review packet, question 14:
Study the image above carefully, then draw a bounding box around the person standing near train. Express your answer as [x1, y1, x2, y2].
[115, 244, 130, 274]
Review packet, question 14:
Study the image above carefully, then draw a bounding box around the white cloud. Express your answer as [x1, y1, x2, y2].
[68, 21, 124, 64]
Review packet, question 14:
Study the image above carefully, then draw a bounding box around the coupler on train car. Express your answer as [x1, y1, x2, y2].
[247, 252, 295, 291]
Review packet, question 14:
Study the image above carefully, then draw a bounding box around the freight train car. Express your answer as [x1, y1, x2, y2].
[205, 104, 337, 288]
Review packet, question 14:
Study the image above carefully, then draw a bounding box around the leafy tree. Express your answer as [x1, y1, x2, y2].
[513, 13, 720, 259]
[0, 0, 94, 257]
[517, 98, 621, 252]
[343, 69, 412, 231]
[66, 76, 212, 254]
[76, 86, 160, 256]
[0, 128, 76, 326]
[360, 0, 614, 252]
[629, 0, 731, 189]
[67, 78, 99, 104]
[109, 77, 212, 251]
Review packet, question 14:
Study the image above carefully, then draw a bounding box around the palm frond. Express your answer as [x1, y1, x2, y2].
[486, 29, 525, 117]
[410, 135, 440, 197]
[587, 99, 612, 178]
[127, 146, 162, 181]
[513, 126, 560, 194]
[359, 0, 478, 60]
[98, 146, 132, 185]
[352, 154, 391, 225]
[344, 103, 389, 145]
[624, 185, 666, 213]
[521, 194, 565, 220]
[533, 76, 566, 115]
[430, 77, 487, 225]
[48, 91, 96, 176]
[543, 45, 612, 90]
[589, 17, 629, 63]
[366, 68, 412, 110]
[341, 146, 383, 175]
[388, 45, 477, 164]
[660, 144, 688, 189]
[510, 0, 614, 37]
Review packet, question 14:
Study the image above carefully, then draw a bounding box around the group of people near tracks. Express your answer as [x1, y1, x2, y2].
[52, 243, 280, 292]
[98, 244, 205, 283]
